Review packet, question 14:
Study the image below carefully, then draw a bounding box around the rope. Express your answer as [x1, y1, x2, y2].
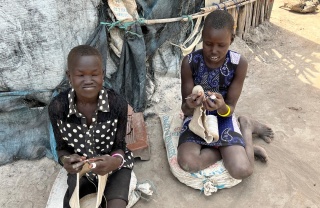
[211, 3, 221, 10]
[202, 179, 218, 196]
[100, 20, 142, 37]
[136, 18, 146, 25]
[221, 2, 228, 11]
[125, 30, 143, 38]
[182, 15, 194, 32]
[100, 20, 122, 31]
[233, 0, 241, 11]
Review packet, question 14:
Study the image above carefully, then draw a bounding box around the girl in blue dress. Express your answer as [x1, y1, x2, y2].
[178, 10, 274, 179]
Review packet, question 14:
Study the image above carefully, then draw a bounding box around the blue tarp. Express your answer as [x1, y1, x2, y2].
[0, 91, 53, 165]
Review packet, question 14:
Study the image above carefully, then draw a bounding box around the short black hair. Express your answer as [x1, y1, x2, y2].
[204, 10, 235, 34]
[67, 45, 102, 70]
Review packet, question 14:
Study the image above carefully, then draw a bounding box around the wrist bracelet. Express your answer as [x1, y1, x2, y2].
[59, 155, 70, 166]
[111, 153, 125, 169]
[217, 104, 231, 117]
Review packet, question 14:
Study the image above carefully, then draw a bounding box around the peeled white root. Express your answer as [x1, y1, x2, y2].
[188, 85, 219, 143]
[209, 94, 216, 100]
[192, 85, 204, 94]
[204, 115, 219, 142]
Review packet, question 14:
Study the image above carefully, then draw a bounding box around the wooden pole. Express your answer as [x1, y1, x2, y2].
[236, 4, 247, 39]
[265, 0, 274, 20]
[244, 2, 253, 39]
[255, 0, 261, 27]
[201, 0, 248, 13]
[252, 0, 258, 27]
[110, 0, 271, 43]
[119, 0, 259, 26]
[260, 0, 266, 24]
[228, 8, 238, 34]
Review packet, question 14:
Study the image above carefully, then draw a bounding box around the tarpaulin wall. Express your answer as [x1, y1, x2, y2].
[0, 0, 100, 165]
[0, 0, 204, 165]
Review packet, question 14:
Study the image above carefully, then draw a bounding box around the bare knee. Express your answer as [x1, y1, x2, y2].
[177, 153, 201, 173]
[227, 163, 253, 179]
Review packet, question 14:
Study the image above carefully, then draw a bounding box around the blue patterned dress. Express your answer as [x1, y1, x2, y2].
[179, 49, 245, 148]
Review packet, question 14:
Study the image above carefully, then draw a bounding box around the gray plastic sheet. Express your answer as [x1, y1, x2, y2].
[0, 0, 204, 165]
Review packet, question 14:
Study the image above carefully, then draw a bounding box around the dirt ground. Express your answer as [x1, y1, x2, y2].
[0, 0, 319, 207]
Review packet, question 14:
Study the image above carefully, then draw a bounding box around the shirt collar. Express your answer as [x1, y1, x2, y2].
[67, 88, 110, 117]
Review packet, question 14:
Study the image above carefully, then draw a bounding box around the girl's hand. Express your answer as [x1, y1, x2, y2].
[185, 91, 205, 109]
[62, 154, 87, 174]
[87, 155, 122, 175]
[203, 92, 225, 111]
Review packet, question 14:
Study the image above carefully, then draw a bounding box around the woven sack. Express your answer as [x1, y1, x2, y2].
[160, 113, 241, 196]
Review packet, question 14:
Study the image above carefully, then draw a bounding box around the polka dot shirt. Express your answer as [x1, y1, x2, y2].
[49, 87, 134, 178]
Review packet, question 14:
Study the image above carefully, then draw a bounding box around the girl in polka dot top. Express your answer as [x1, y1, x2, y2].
[48, 45, 134, 208]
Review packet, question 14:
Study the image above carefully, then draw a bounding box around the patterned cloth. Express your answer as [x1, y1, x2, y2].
[179, 49, 245, 147]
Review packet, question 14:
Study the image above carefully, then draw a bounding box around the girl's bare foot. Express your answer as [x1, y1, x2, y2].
[238, 116, 274, 143]
[253, 145, 268, 162]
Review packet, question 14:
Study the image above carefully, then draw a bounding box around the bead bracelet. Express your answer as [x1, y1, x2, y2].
[111, 153, 125, 169]
[217, 104, 231, 117]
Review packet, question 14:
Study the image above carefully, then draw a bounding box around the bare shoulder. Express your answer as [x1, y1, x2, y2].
[181, 55, 193, 81]
[235, 55, 248, 77]
[239, 55, 248, 66]
[181, 55, 191, 72]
